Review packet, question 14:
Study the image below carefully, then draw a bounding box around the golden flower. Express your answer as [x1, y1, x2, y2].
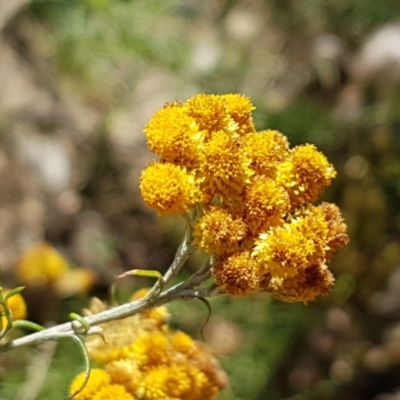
[17, 242, 69, 286]
[105, 359, 142, 396]
[139, 162, 200, 215]
[130, 331, 171, 368]
[92, 384, 135, 400]
[69, 369, 111, 400]
[84, 299, 164, 364]
[185, 94, 237, 137]
[244, 177, 290, 235]
[193, 206, 247, 255]
[252, 205, 331, 279]
[320, 202, 350, 260]
[242, 130, 290, 178]
[260, 263, 335, 303]
[170, 331, 195, 355]
[212, 251, 259, 296]
[199, 131, 252, 200]
[144, 105, 203, 167]
[1, 291, 27, 330]
[277, 144, 336, 207]
[223, 93, 256, 136]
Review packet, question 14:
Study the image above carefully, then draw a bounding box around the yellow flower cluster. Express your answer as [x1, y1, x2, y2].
[140, 94, 348, 303]
[69, 293, 228, 400]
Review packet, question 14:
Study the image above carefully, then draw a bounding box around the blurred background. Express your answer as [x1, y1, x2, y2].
[1, 0, 400, 399]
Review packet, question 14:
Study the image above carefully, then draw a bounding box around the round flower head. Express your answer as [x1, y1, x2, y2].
[243, 130, 290, 178]
[92, 384, 134, 400]
[223, 94, 256, 136]
[244, 177, 290, 235]
[199, 131, 252, 200]
[193, 206, 247, 255]
[17, 242, 69, 286]
[260, 263, 335, 303]
[277, 144, 336, 207]
[252, 205, 331, 279]
[140, 161, 200, 215]
[1, 291, 27, 330]
[144, 104, 203, 167]
[69, 369, 111, 400]
[185, 94, 237, 137]
[212, 251, 259, 296]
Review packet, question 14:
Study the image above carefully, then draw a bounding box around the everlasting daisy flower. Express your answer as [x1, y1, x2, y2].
[244, 177, 290, 235]
[252, 204, 340, 281]
[139, 93, 348, 302]
[260, 263, 335, 303]
[223, 93, 256, 136]
[92, 384, 134, 400]
[277, 144, 336, 207]
[198, 130, 252, 200]
[144, 105, 203, 167]
[242, 130, 290, 178]
[193, 206, 247, 255]
[212, 251, 259, 296]
[140, 162, 200, 215]
[69, 369, 111, 400]
[185, 94, 237, 137]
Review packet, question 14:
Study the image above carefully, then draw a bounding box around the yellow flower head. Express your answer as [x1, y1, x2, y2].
[260, 263, 335, 303]
[242, 130, 289, 177]
[320, 202, 350, 260]
[140, 162, 200, 215]
[244, 177, 290, 235]
[277, 144, 336, 207]
[193, 206, 247, 255]
[223, 94, 256, 136]
[253, 204, 341, 280]
[92, 384, 135, 400]
[198, 131, 252, 200]
[1, 291, 27, 330]
[144, 105, 203, 167]
[17, 242, 69, 286]
[212, 251, 259, 296]
[84, 298, 165, 364]
[69, 369, 111, 400]
[185, 94, 237, 137]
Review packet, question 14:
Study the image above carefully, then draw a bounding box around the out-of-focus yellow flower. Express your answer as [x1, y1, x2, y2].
[54, 268, 95, 297]
[69, 369, 111, 400]
[140, 162, 200, 215]
[71, 298, 228, 400]
[17, 242, 69, 286]
[92, 384, 135, 400]
[1, 291, 27, 329]
[193, 206, 247, 255]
